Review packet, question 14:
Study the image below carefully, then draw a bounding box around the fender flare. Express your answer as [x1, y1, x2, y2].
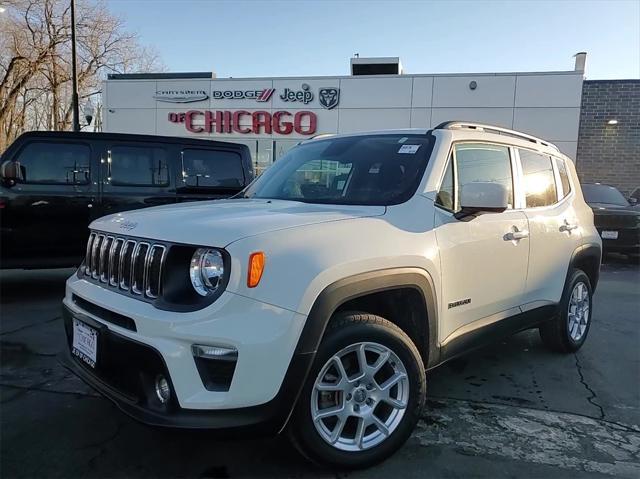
[568, 243, 602, 291]
[295, 267, 439, 365]
[264, 268, 440, 433]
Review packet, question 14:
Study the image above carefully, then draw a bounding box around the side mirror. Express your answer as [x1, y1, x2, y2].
[455, 182, 509, 221]
[628, 197, 638, 206]
[0, 160, 23, 183]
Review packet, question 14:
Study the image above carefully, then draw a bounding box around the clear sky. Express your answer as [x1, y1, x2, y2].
[106, 0, 640, 80]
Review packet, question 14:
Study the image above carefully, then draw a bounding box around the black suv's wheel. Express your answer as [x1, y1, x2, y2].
[288, 312, 426, 469]
[539, 269, 593, 353]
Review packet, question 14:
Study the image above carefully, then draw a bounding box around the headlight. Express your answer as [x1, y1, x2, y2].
[189, 248, 225, 296]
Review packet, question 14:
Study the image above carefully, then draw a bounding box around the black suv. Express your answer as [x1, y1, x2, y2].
[0, 131, 253, 269]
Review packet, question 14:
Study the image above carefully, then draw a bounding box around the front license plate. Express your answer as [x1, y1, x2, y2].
[601, 230, 619, 240]
[72, 319, 98, 368]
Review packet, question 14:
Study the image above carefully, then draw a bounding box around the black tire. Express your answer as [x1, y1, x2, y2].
[539, 269, 593, 353]
[288, 312, 426, 470]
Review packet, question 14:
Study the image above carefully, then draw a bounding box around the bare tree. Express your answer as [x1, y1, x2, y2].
[0, 0, 163, 151]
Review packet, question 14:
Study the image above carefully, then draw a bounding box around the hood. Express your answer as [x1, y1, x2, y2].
[90, 199, 386, 246]
[588, 203, 639, 215]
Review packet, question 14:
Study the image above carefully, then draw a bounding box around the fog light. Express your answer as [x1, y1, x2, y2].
[154, 375, 171, 404]
[192, 344, 238, 361]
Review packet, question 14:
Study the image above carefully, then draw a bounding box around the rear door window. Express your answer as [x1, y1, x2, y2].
[519, 149, 557, 208]
[181, 149, 245, 188]
[14, 142, 90, 184]
[109, 145, 169, 186]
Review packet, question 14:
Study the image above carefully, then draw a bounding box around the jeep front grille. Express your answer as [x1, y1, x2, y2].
[84, 232, 166, 299]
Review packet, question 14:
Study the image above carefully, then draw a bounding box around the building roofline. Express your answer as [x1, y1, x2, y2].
[107, 72, 214, 80]
[104, 70, 584, 83]
[583, 79, 640, 84]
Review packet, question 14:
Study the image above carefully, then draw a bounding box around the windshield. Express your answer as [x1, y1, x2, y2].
[241, 134, 433, 205]
[582, 184, 629, 206]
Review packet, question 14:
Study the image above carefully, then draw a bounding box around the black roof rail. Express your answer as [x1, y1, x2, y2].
[434, 121, 560, 151]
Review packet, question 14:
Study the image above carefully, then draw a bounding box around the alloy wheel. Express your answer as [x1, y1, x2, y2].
[310, 342, 409, 452]
[568, 281, 590, 341]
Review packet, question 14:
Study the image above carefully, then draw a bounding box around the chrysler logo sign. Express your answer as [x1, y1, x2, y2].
[154, 90, 209, 103]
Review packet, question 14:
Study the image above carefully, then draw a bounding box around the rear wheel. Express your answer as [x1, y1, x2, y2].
[289, 312, 426, 469]
[539, 269, 593, 353]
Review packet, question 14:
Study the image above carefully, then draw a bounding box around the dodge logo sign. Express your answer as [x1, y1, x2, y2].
[319, 87, 340, 109]
[212, 89, 276, 102]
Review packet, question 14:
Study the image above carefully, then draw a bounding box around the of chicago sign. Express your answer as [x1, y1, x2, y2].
[168, 110, 317, 135]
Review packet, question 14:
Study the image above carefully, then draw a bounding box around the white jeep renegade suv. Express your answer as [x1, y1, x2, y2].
[62, 122, 602, 469]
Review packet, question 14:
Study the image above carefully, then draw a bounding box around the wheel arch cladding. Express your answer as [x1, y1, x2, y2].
[569, 243, 602, 292]
[298, 268, 439, 369]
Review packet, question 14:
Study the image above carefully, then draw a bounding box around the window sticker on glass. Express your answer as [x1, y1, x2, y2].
[398, 144, 421, 154]
[397, 137, 408, 144]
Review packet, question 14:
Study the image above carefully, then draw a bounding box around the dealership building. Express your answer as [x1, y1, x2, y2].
[102, 54, 639, 193]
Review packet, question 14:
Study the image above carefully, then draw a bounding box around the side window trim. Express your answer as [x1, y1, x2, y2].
[512, 147, 526, 210]
[551, 156, 564, 202]
[434, 146, 456, 213]
[552, 156, 573, 201]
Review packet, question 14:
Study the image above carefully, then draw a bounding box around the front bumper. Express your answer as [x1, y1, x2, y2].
[61, 273, 314, 433]
[60, 305, 313, 433]
[596, 227, 640, 255]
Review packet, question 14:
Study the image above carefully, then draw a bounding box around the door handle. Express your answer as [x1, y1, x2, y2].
[559, 220, 578, 233]
[504, 227, 529, 241]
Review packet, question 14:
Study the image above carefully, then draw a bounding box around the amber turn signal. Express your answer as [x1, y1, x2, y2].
[247, 252, 265, 288]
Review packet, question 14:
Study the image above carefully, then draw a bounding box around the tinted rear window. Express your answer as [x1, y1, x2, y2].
[110, 145, 169, 186]
[15, 142, 90, 184]
[582, 184, 629, 206]
[181, 149, 245, 188]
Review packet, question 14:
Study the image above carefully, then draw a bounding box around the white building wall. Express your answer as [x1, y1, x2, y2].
[103, 70, 583, 162]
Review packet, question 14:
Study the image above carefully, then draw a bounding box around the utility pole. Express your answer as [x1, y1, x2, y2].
[70, 0, 80, 132]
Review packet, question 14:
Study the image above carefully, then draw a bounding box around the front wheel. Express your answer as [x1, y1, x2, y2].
[288, 312, 426, 469]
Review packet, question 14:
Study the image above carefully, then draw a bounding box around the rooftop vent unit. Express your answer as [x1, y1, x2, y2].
[350, 57, 403, 76]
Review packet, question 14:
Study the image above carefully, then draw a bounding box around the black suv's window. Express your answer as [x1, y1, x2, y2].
[109, 145, 169, 186]
[455, 143, 514, 210]
[181, 149, 245, 188]
[519, 149, 557, 208]
[241, 134, 433, 205]
[15, 142, 90, 184]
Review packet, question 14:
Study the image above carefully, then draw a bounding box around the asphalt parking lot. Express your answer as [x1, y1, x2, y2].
[1, 258, 639, 478]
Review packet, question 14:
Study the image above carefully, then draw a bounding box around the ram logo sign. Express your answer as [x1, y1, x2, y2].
[319, 87, 340, 110]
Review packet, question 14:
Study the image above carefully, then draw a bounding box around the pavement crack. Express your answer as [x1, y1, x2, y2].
[428, 395, 640, 433]
[0, 316, 61, 336]
[80, 421, 124, 450]
[0, 382, 99, 399]
[574, 353, 605, 420]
